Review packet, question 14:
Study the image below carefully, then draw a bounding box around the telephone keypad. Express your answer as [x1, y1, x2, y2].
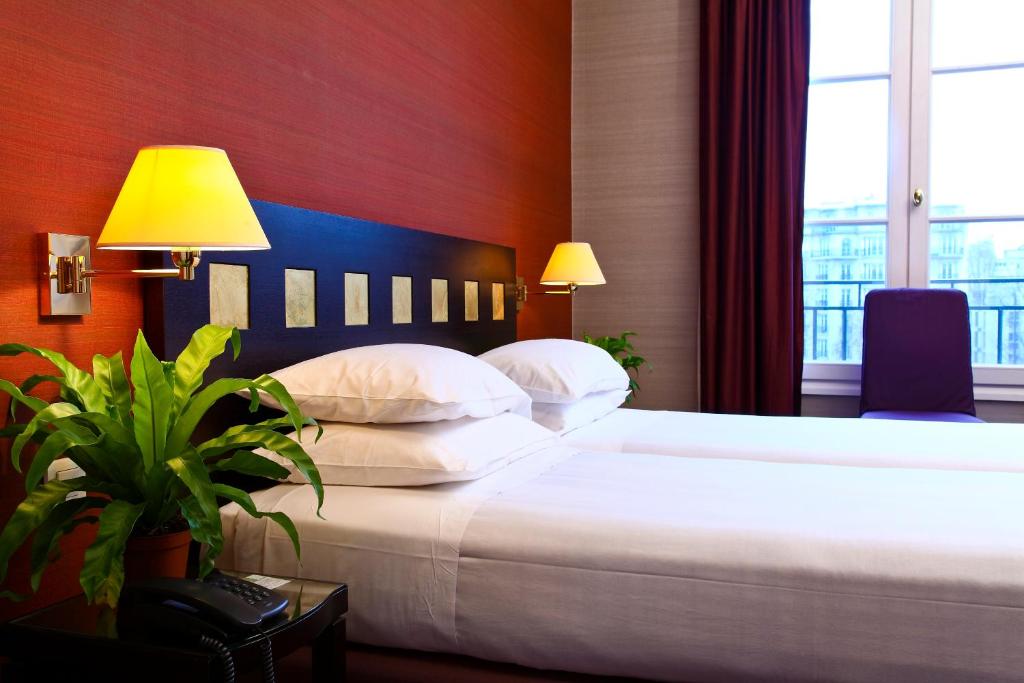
[204, 573, 288, 619]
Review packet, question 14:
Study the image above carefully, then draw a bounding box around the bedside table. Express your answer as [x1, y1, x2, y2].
[0, 571, 347, 682]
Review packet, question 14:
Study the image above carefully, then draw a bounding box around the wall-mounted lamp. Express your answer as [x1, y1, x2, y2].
[515, 242, 605, 311]
[43, 145, 269, 316]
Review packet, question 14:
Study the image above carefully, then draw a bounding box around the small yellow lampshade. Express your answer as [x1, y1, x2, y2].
[97, 146, 269, 251]
[540, 242, 606, 286]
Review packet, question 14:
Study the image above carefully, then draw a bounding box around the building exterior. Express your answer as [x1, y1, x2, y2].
[803, 203, 1024, 365]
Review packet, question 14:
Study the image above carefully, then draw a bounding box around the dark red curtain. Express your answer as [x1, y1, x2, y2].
[699, 0, 811, 416]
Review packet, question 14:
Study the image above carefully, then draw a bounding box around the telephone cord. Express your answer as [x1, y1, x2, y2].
[256, 626, 276, 683]
[198, 633, 236, 683]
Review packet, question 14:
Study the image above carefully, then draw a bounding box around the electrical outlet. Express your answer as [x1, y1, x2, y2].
[46, 457, 85, 500]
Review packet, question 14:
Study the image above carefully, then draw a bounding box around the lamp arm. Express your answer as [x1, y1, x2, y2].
[541, 283, 578, 296]
[51, 249, 201, 294]
[77, 268, 182, 279]
[514, 281, 578, 304]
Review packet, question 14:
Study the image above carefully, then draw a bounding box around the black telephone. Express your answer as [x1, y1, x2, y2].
[119, 572, 289, 683]
[120, 571, 288, 640]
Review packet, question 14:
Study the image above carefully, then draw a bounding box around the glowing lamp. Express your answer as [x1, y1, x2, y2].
[44, 146, 269, 315]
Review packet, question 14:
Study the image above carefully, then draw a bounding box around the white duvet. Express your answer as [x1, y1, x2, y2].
[563, 408, 1024, 471]
[220, 446, 1024, 682]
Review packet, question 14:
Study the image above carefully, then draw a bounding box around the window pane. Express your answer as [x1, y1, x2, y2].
[930, 68, 1024, 218]
[804, 80, 889, 220]
[932, 0, 1024, 69]
[928, 220, 1024, 365]
[803, 223, 887, 362]
[810, 0, 890, 79]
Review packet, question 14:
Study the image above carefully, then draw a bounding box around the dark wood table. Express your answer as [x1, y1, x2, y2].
[0, 571, 347, 683]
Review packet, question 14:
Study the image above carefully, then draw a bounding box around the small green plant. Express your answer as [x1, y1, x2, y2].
[0, 324, 324, 607]
[582, 331, 649, 402]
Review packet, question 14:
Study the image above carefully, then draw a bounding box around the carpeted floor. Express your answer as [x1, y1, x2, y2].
[245, 643, 650, 683]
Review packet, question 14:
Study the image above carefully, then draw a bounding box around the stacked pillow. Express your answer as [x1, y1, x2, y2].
[260, 343, 531, 423]
[256, 344, 554, 486]
[479, 339, 630, 433]
[261, 414, 553, 487]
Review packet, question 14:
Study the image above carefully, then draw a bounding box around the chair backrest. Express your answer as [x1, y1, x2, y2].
[859, 288, 976, 416]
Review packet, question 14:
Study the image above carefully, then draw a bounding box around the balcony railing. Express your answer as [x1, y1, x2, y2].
[805, 279, 882, 361]
[804, 278, 1024, 363]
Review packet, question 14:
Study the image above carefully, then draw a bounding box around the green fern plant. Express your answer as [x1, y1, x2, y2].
[582, 331, 650, 403]
[0, 324, 323, 607]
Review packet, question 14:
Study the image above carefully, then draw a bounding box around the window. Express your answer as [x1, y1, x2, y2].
[937, 261, 958, 280]
[934, 230, 961, 256]
[804, 0, 1024, 384]
[803, 0, 889, 365]
[863, 263, 884, 281]
[841, 288, 853, 308]
[862, 236, 884, 256]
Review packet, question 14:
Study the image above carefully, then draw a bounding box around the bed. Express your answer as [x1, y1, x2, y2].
[152, 201, 1024, 682]
[220, 445, 1024, 682]
[561, 407, 1024, 472]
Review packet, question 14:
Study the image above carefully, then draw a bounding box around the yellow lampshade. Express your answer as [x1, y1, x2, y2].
[97, 146, 269, 250]
[539, 242, 606, 286]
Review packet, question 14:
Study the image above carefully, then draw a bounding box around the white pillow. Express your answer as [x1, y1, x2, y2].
[479, 339, 629, 404]
[260, 344, 532, 423]
[260, 413, 556, 486]
[532, 389, 630, 433]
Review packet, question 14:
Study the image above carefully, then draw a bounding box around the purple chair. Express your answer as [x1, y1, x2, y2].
[859, 288, 984, 423]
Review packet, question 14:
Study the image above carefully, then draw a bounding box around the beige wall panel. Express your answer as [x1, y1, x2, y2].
[345, 272, 369, 326]
[209, 263, 250, 330]
[465, 281, 479, 322]
[800, 394, 861, 419]
[392, 276, 413, 324]
[492, 283, 506, 321]
[432, 279, 449, 323]
[975, 401, 1024, 423]
[802, 394, 1024, 423]
[572, 0, 700, 411]
[284, 268, 316, 328]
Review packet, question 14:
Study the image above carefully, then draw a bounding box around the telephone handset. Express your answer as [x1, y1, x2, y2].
[119, 571, 288, 641]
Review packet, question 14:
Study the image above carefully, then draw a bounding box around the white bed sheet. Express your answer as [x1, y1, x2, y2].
[562, 408, 1024, 471]
[220, 444, 576, 651]
[220, 447, 1024, 682]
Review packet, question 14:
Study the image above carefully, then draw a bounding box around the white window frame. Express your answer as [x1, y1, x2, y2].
[803, 0, 1024, 401]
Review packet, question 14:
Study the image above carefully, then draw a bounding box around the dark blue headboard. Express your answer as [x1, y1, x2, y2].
[145, 200, 517, 383]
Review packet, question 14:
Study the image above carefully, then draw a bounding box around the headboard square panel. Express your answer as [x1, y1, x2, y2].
[392, 276, 413, 324]
[492, 283, 506, 321]
[431, 279, 449, 323]
[209, 263, 250, 329]
[146, 200, 517, 383]
[344, 273, 370, 326]
[284, 268, 316, 328]
[464, 281, 480, 322]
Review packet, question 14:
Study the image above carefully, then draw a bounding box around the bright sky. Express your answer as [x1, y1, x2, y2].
[804, 0, 1024, 254]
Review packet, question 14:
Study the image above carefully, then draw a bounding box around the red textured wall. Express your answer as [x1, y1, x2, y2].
[0, 0, 570, 618]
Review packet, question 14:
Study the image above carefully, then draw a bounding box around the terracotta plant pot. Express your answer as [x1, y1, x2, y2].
[123, 529, 192, 583]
